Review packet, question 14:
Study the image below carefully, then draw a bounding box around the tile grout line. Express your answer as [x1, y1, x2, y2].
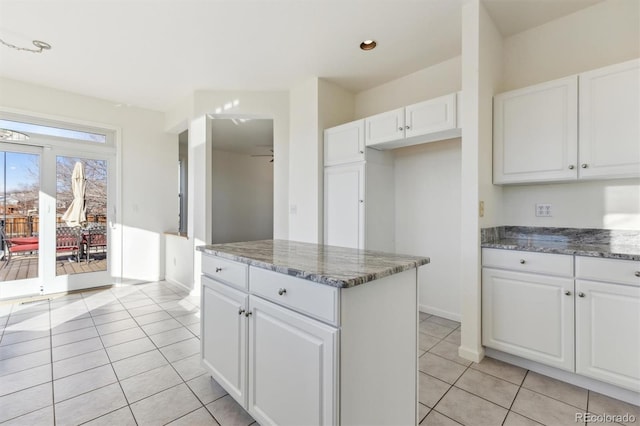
[48, 299, 57, 426]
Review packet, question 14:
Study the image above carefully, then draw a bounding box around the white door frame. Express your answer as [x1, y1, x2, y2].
[0, 107, 123, 298]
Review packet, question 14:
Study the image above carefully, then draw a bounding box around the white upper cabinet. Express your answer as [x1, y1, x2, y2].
[405, 93, 458, 139]
[324, 119, 365, 166]
[365, 108, 405, 147]
[494, 58, 640, 185]
[364, 92, 461, 150]
[493, 76, 578, 184]
[578, 59, 640, 179]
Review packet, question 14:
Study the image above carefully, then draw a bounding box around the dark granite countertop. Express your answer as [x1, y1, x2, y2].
[481, 227, 640, 261]
[197, 240, 430, 288]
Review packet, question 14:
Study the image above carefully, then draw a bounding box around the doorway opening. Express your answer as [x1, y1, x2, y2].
[210, 117, 274, 244]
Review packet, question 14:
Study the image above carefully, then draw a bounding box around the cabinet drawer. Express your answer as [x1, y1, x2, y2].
[202, 254, 248, 290]
[250, 267, 339, 326]
[575, 256, 640, 287]
[482, 248, 573, 277]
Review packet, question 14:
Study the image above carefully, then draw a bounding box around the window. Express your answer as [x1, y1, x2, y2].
[178, 130, 188, 235]
[0, 119, 107, 143]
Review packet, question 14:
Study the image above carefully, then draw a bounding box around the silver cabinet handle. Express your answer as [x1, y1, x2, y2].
[245, 311, 252, 317]
[238, 308, 245, 315]
[564, 290, 571, 296]
[568, 165, 575, 170]
[519, 259, 525, 264]
[359, 200, 364, 203]
[398, 127, 404, 131]
[405, 125, 411, 130]
[581, 164, 588, 168]
[635, 271, 640, 277]
[278, 288, 287, 296]
[359, 150, 364, 154]
[578, 292, 585, 298]
[215, 267, 222, 272]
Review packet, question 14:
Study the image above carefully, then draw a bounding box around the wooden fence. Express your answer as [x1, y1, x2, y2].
[1, 215, 107, 238]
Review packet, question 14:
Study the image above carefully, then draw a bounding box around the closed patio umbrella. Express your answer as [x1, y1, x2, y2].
[61, 161, 87, 227]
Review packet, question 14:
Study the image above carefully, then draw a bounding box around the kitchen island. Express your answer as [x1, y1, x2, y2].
[197, 240, 429, 426]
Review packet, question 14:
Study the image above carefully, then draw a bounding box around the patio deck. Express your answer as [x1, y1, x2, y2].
[0, 253, 107, 281]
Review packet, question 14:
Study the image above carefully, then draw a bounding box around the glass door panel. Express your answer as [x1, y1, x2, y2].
[0, 148, 42, 298]
[55, 156, 108, 276]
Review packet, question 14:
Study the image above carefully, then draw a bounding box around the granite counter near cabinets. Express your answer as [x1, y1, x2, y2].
[481, 226, 640, 261]
[197, 239, 429, 288]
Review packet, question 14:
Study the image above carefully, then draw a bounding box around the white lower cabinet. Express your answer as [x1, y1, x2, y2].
[575, 257, 640, 392]
[482, 266, 575, 371]
[482, 249, 640, 392]
[201, 254, 418, 425]
[201, 276, 248, 405]
[248, 296, 337, 426]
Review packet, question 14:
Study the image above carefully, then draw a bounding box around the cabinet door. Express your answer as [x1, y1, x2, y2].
[482, 268, 575, 371]
[405, 93, 457, 138]
[493, 76, 578, 184]
[578, 59, 640, 179]
[365, 108, 405, 147]
[575, 280, 640, 392]
[324, 120, 365, 166]
[324, 163, 364, 249]
[201, 276, 248, 407]
[248, 296, 338, 426]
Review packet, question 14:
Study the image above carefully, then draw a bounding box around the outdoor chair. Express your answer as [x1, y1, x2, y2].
[56, 226, 82, 262]
[85, 225, 107, 263]
[0, 228, 39, 269]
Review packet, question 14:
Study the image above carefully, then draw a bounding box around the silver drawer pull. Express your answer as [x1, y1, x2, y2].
[564, 290, 571, 296]
[215, 267, 222, 272]
[635, 271, 640, 278]
[238, 308, 245, 315]
[245, 311, 252, 317]
[398, 126, 404, 131]
[519, 259, 525, 264]
[278, 288, 287, 296]
[578, 292, 585, 298]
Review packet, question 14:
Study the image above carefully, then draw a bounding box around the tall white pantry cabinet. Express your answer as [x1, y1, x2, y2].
[323, 120, 394, 251]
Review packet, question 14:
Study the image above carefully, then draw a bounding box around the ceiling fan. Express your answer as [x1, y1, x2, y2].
[250, 149, 274, 162]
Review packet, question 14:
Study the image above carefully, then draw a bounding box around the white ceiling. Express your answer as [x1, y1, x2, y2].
[0, 0, 601, 113]
[211, 118, 273, 156]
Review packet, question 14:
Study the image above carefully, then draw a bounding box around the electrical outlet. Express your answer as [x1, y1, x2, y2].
[535, 203, 552, 217]
[479, 201, 485, 217]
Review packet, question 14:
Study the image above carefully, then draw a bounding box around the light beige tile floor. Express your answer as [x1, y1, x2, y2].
[416, 312, 640, 426]
[1, 285, 638, 425]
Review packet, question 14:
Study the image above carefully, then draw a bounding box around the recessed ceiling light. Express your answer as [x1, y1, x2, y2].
[360, 40, 377, 51]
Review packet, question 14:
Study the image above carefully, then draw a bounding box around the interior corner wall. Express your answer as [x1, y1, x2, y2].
[499, 0, 640, 230]
[354, 56, 462, 119]
[289, 78, 321, 243]
[212, 150, 274, 244]
[478, 4, 504, 229]
[459, 0, 484, 363]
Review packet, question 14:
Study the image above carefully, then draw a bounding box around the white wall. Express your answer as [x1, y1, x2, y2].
[289, 78, 321, 243]
[355, 56, 462, 119]
[499, 0, 640, 230]
[0, 77, 176, 283]
[394, 140, 462, 320]
[459, 0, 503, 362]
[212, 150, 274, 243]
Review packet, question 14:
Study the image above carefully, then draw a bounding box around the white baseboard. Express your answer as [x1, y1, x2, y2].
[419, 304, 461, 322]
[485, 348, 640, 406]
[458, 345, 485, 363]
